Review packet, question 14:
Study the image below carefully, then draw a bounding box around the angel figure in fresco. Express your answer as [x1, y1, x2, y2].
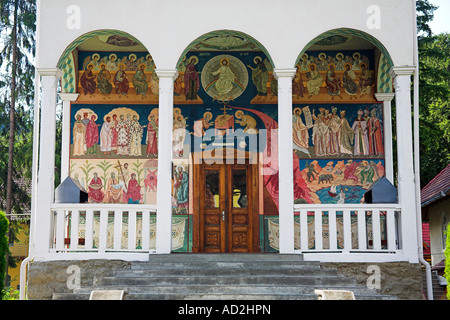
[85, 115, 100, 155]
[133, 64, 148, 96]
[105, 172, 122, 203]
[114, 63, 129, 95]
[184, 56, 200, 100]
[146, 114, 158, 157]
[342, 63, 358, 99]
[106, 53, 118, 72]
[80, 64, 96, 96]
[129, 115, 144, 156]
[352, 109, 369, 156]
[292, 108, 310, 156]
[88, 172, 104, 203]
[126, 173, 142, 204]
[367, 109, 384, 156]
[247, 56, 269, 97]
[100, 116, 113, 155]
[72, 115, 86, 156]
[306, 64, 323, 98]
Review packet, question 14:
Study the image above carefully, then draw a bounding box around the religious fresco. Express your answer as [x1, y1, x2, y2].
[69, 104, 158, 205]
[77, 51, 158, 103]
[293, 50, 377, 103]
[292, 102, 386, 205]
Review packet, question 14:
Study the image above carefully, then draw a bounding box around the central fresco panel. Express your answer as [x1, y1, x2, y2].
[68, 33, 386, 252]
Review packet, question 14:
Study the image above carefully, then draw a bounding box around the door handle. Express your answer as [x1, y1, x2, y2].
[222, 210, 225, 221]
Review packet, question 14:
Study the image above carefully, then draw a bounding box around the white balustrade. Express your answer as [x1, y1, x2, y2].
[50, 204, 157, 260]
[294, 204, 402, 262]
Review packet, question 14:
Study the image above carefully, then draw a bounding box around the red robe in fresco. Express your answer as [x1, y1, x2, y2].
[88, 177, 104, 203]
[126, 178, 142, 204]
[85, 118, 99, 149]
[367, 116, 384, 155]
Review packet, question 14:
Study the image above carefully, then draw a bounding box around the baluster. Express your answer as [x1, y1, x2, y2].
[142, 210, 151, 251]
[329, 210, 337, 251]
[98, 209, 108, 253]
[343, 210, 352, 252]
[55, 209, 66, 251]
[300, 210, 308, 251]
[314, 210, 323, 250]
[114, 210, 123, 250]
[386, 209, 397, 250]
[357, 209, 367, 250]
[84, 209, 94, 250]
[372, 210, 382, 250]
[70, 209, 79, 250]
[128, 210, 137, 250]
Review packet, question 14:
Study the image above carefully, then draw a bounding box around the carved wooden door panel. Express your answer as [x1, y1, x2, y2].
[197, 162, 257, 253]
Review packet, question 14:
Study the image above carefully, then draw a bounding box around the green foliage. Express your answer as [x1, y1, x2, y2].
[0, 210, 9, 300]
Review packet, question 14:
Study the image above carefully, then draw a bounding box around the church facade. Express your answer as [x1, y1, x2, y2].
[24, 0, 427, 298]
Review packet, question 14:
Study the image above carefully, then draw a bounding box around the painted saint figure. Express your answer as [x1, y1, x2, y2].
[306, 64, 323, 98]
[100, 116, 113, 154]
[97, 64, 113, 95]
[106, 172, 122, 203]
[85, 115, 100, 155]
[88, 172, 104, 203]
[367, 109, 384, 155]
[184, 57, 200, 100]
[173, 165, 189, 209]
[247, 57, 268, 97]
[292, 108, 310, 156]
[117, 114, 130, 155]
[114, 63, 129, 95]
[80, 64, 96, 96]
[352, 109, 369, 156]
[126, 173, 141, 204]
[325, 64, 342, 99]
[133, 64, 148, 96]
[146, 114, 158, 156]
[72, 115, 86, 156]
[129, 115, 144, 156]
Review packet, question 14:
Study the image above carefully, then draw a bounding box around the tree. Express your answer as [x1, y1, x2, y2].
[415, 0, 450, 187]
[0, 0, 36, 286]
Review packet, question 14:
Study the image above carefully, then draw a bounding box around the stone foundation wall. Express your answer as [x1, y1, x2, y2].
[26, 260, 131, 300]
[26, 259, 424, 300]
[321, 262, 424, 300]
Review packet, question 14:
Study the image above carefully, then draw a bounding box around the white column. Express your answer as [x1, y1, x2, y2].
[375, 93, 395, 184]
[58, 93, 79, 181]
[273, 68, 297, 254]
[390, 66, 418, 263]
[33, 68, 61, 259]
[155, 69, 178, 254]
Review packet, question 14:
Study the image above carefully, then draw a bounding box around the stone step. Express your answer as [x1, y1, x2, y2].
[113, 267, 339, 277]
[95, 275, 354, 287]
[129, 261, 322, 270]
[144, 254, 306, 263]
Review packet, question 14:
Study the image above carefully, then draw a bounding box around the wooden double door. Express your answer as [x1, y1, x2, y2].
[193, 159, 259, 253]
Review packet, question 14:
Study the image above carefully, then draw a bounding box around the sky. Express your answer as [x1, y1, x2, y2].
[429, 0, 450, 34]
